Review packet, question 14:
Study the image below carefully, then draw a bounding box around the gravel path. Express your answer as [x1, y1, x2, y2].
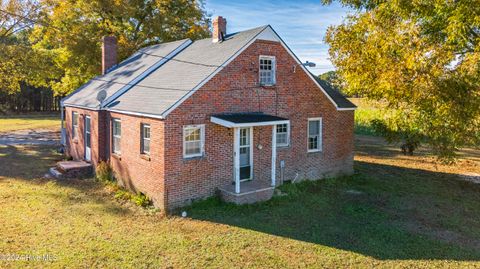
[0, 129, 60, 145]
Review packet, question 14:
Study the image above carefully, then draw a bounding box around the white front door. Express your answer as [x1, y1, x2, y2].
[239, 127, 253, 181]
[85, 116, 91, 161]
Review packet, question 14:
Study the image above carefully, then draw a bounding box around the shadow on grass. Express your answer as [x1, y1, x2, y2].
[0, 144, 133, 216]
[186, 161, 480, 261]
[0, 144, 61, 179]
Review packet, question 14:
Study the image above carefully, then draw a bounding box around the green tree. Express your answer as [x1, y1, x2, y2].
[324, 0, 480, 160]
[318, 71, 336, 84]
[31, 0, 210, 95]
[318, 70, 347, 95]
[0, 0, 58, 93]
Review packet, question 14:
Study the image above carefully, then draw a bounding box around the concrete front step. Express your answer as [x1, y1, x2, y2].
[53, 161, 93, 179]
[218, 180, 275, 205]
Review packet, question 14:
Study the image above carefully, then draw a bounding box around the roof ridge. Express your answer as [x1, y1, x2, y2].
[158, 25, 269, 117]
[190, 25, 269, 43]
[102, 39, 193, 108]
[138, 38, 191, 52]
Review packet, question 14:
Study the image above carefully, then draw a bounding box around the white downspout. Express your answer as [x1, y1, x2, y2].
[60, 102, 65, 146]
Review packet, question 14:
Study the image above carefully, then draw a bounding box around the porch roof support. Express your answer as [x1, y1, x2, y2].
[233, 127, 240, 194]
[221, 113, 287, 195]
[271, 125, 277, 187]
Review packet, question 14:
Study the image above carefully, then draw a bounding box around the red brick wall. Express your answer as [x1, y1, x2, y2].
[164, 39, 354, 208]
[106, 112, 166, 209]
[64, 107, 105, 165]
[65, 107, 167, 209]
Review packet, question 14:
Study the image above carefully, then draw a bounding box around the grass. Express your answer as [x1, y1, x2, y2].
[1, 138, 480, 267]
[350, 98, 386, 136]
[0, 113, 60, 133]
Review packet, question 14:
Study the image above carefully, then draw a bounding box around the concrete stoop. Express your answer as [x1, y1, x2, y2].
[49, 161, 93, 179]
[218, 180, 275, 205]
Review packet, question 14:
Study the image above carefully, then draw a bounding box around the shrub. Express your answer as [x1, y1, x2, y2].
[114, 189, 152, 208]
[371, 119, 422, 155]
[96, 161, 113, 182]
[114, 189, 132, 200]
[131, 193, 152, 207]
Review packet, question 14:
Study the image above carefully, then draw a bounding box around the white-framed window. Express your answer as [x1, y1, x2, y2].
[259, 55, 276, 85]
[72, 111, 79, 139]
[183, 124, 205, 158]
[141, 123, 150, 155]
[307, 118, 322, 152]
[112, 119, 121, 154]
[276, 123, 290, 147]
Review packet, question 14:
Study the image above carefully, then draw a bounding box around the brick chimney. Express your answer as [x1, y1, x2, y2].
[102, 36, 117, 74]
[212, 16, 227, 43]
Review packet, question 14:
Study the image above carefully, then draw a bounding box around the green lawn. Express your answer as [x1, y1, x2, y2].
[1, 137, 479, 268]
[0, 113, 60, 133]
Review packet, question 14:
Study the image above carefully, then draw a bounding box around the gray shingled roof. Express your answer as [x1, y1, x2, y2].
[64, 25, 355, 115]
[62, 39, 190, 109]
[106, 26, 267, 116]
[313, 76, 356, 109]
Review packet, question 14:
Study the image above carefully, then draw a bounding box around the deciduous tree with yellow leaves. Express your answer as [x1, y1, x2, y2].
[324, 0, 480, 160]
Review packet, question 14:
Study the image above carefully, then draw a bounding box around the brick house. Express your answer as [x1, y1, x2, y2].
[61, 16, 356, 210]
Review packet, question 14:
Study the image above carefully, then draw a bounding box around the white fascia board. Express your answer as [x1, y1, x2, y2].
[62, 104, 99, 111]
[107, 108, 165, 120]
[160, 26, 270, 118]
[211, 116, 289, 128]
[102, 39, 192, 108]
[337, 107, 356, 111]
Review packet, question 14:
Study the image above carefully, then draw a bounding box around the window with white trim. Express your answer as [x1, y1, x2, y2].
[276, 123, 289, 147]
[112, 119, 121, 154]
[183, 125, 205, 158]
[259, 56, 276, 85]
[72, 112, 79, 139]
[141, 123, 150, 155]
[308, 118, 322, 152]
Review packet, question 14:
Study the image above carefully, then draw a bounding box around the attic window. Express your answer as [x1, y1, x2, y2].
[259, 56, 276, 86]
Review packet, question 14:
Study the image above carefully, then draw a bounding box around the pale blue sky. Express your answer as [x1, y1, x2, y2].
[205, 0, 351, 75]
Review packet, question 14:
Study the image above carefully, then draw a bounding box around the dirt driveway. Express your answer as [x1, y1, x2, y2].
[0, 128, 60, 145]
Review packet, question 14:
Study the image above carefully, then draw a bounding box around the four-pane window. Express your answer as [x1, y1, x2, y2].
[259, 56, 275, 85]
[141, 124, 151, 154]
[183, 125, 205, 158]
[276, 123, 289, 147]
[308, 118, 322, 152]
[112, 119, 121, 154]
[72, 112, 79, 139]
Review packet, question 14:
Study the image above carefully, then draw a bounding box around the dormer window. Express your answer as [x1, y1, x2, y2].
[259, 56, 276, 86]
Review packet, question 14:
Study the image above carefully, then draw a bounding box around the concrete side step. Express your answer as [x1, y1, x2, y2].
[49, 167, 64, 179]
[55, 161, 93, 179]
[56, 161, 92, 172]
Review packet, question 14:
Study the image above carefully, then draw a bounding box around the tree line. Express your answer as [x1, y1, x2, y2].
[1, 0, 478, 159]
